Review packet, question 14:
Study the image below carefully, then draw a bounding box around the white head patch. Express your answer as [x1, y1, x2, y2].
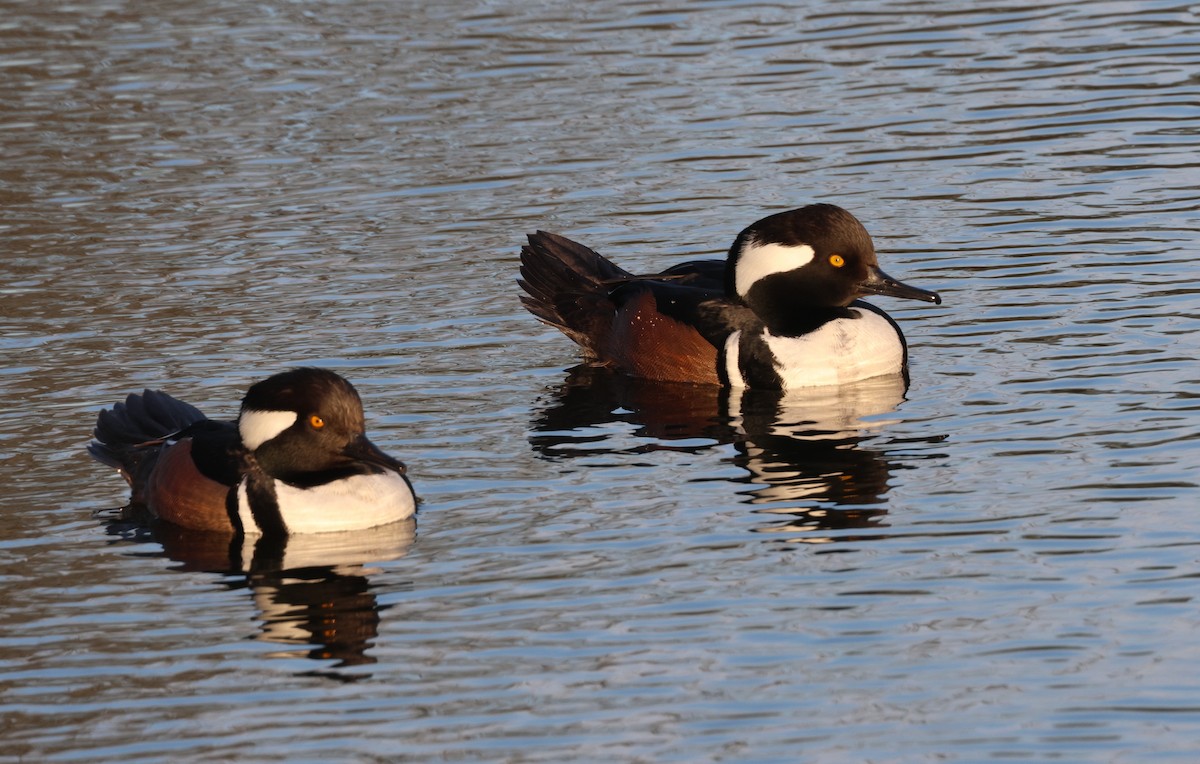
[239, 409, 298, 451]
[734, 240, 816, 297]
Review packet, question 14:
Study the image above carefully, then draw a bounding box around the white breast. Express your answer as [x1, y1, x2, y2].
[236, 472, 416, 535]
[761, 307, 905, 389]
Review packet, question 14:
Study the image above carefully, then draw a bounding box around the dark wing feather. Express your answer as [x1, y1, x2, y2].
[615, 278, 757, 349]
[88, 389, 209, 490]
[89, 390, 206, 465]
[518, 231, 636, 358]
[649, 259, 727, 290]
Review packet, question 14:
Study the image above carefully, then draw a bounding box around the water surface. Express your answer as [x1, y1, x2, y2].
[3, 1, 1200, 760]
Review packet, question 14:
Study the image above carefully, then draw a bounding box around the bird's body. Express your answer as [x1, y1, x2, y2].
[89, 368, 415, 536]
[519, 204, 941, 389]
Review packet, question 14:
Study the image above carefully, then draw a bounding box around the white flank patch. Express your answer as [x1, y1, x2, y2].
[734, 240, 816, 297]
[765, 307, 905, 389]
[234, 471, 416, 535]
[235, 482, 260, 534]
[238, 409, 298, 451]
[723, 330, 747, 388]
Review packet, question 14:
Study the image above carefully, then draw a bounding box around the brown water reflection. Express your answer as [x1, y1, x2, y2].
[115, 518, 415, 670]
[530, 367, 949, 542]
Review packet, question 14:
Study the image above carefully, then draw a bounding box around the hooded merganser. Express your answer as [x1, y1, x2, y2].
[518, 203, 942, 389]
[89, 367, 415, 536]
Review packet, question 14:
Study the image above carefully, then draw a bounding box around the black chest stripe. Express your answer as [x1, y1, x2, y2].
[739, 331, 785, 389]
[225, 488, 244, 534]
[240, 471, 288, 538]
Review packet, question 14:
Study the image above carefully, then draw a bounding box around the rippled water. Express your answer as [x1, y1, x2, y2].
[4, 1, 1200, 760]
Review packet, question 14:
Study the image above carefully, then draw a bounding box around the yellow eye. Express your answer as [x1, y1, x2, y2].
[309, 415, 325, 429]
[829, 254, 845, 268]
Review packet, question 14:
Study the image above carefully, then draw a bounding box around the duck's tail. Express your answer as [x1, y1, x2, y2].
[518, 231, 634, 359]
[88, 390, 207, 493]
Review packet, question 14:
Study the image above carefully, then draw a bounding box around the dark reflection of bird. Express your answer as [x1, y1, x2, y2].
[530, 367, 730, 454]
[135, 518, 416, 671]
[530, 367, 945, 542]
[724, 385, 900, 545]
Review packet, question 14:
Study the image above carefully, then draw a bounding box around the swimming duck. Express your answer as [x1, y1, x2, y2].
[518, 203, 941, 388]
[89, 367, 415, 535]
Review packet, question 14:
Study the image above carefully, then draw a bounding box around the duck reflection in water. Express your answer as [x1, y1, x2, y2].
[111, 517, 415, 672]
[530, 367, 943, 544]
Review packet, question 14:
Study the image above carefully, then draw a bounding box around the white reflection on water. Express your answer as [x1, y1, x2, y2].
[107, 517, 417, 671]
